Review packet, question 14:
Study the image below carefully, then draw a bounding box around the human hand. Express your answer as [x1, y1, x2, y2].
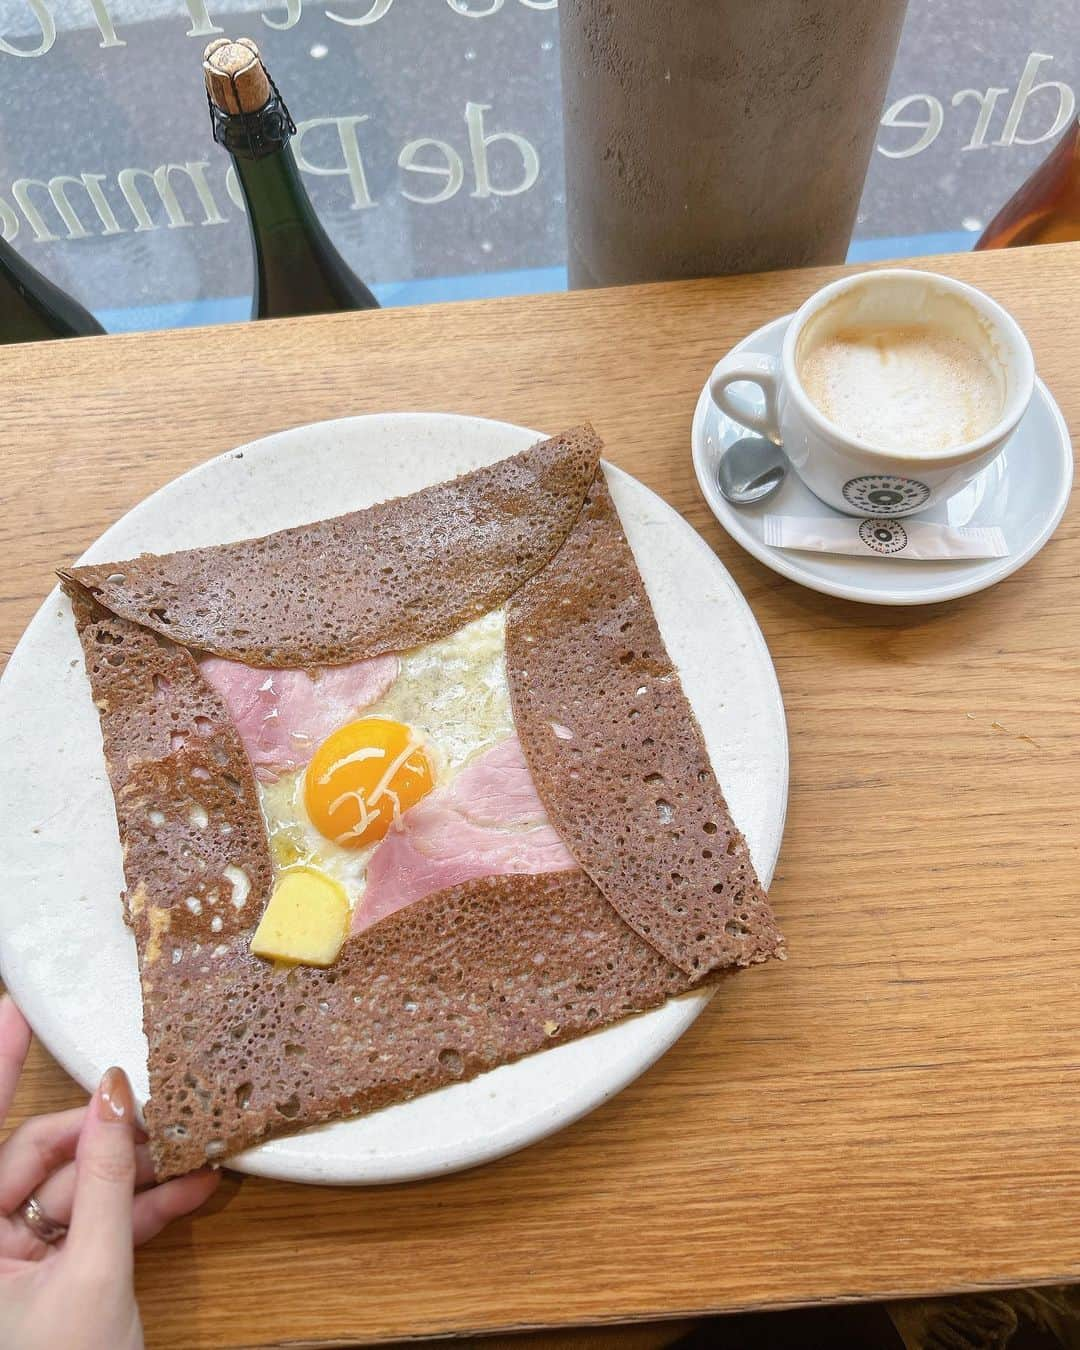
[0, 994, 220, 1350]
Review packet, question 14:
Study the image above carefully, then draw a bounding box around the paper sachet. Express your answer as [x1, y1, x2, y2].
[763, 516, 1009, 560]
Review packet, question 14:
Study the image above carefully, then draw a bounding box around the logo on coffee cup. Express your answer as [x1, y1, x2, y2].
[858, 518, 909, 554]
[842, 474, 931, 514]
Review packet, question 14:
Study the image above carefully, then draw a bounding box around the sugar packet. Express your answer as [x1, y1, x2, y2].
[763, 516, 1008, 560]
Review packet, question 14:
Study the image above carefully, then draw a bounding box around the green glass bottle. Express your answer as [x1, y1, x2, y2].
[0, 235, 104, 344]
[204, 38, 379, 319]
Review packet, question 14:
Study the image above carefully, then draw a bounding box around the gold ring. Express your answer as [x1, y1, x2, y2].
[17, 1194, 68, 1244]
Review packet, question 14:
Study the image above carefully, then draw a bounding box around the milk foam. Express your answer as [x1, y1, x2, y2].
[799, 322, 1001, 453]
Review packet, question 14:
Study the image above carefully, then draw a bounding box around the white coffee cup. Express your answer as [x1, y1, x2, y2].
[709, 269, 1035, 517]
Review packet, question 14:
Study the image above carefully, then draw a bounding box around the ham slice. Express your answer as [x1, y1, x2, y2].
[440, 734, 557, 827]
[355, 737, 577, 932]
[201, 655, 398, 782]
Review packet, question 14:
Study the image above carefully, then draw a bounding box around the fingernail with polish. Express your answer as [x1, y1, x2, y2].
[98, 1065, 134, 1123]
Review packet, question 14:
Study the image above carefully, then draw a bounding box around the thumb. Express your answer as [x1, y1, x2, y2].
[65, 1066, 137, 1275]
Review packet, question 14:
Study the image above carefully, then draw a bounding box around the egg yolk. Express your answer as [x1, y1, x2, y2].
[304, 717, 434, 849]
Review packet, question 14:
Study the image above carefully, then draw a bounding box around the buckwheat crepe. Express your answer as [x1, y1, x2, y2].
[62, 427, 783, 1179]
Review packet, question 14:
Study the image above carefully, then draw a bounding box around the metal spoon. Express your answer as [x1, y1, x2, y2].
[715, 435, 788, 506]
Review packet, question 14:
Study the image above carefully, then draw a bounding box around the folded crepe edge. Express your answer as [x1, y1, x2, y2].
[58, 425, 604, 669]
[59, 431, 783, 1177]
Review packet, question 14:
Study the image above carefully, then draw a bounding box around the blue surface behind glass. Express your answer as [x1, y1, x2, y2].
[96, 236, 976, 334]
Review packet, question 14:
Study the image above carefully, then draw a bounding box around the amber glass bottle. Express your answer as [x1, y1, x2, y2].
[976, 117, 1080, 250]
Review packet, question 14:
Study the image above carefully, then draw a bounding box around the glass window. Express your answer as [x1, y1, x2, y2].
[854, 0, 1076, 262]
[0, 0, 564, 328]
[0, 0, 1074, 333]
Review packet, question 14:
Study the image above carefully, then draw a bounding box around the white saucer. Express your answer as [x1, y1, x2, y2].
[692, 315, 1073, 605]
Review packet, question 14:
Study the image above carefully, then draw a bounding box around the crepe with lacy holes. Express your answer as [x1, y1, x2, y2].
[62, 427, 602, 669]
[62, 433, 783, 1179]
[146, 872, 697, 1178]
[68, 590, 697, 1177]
[506, 475, 782, 977]
[65, 585, 273, 955]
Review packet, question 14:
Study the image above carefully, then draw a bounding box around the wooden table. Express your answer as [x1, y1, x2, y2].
[2, 243, 1078, 1349]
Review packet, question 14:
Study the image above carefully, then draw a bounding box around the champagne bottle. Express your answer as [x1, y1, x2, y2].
[204, 38, 379, 319]
[0, 235, 104, 344]
[976, 116, 1080, 250]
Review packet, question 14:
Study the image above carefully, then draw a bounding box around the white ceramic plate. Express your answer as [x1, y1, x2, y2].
[0, 413, 787, 1185]
[693, 315, 1074, 606]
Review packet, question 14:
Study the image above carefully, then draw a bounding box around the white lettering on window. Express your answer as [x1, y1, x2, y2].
[12, 174, 123, 242]
[465, 102, 540, 196]
[0, 197, 20, 242]
[997, 52, 1076, 147]
[184, 0, 223, 37]
[877, 94, 944, 159]
[263, 0, 302, 30]
[0, 0, 55, 57]
[447, 0, 503, 16]
[950, 87, 1009, 151]
[326, 0, 393, 23]
[293, 116, 377, 209]
[88, 0, 125, 47]
[399, 138, 465, 203]
[118, 164, 226, 231]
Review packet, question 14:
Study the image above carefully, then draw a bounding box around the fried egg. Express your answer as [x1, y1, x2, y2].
[305, 717, 436, 850]
[257, 608, 514, 911]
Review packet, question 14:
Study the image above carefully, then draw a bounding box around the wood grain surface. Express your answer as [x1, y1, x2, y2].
[1, 244, 1078, 1350]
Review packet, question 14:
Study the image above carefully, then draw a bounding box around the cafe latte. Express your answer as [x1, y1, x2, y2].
[799, 322, 1002, 454]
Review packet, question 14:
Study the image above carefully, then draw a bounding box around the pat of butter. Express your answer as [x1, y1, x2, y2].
[251, 868, 348, 968]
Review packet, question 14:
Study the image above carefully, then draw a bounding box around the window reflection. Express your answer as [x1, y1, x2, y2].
[0, 0, 1074, 331]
